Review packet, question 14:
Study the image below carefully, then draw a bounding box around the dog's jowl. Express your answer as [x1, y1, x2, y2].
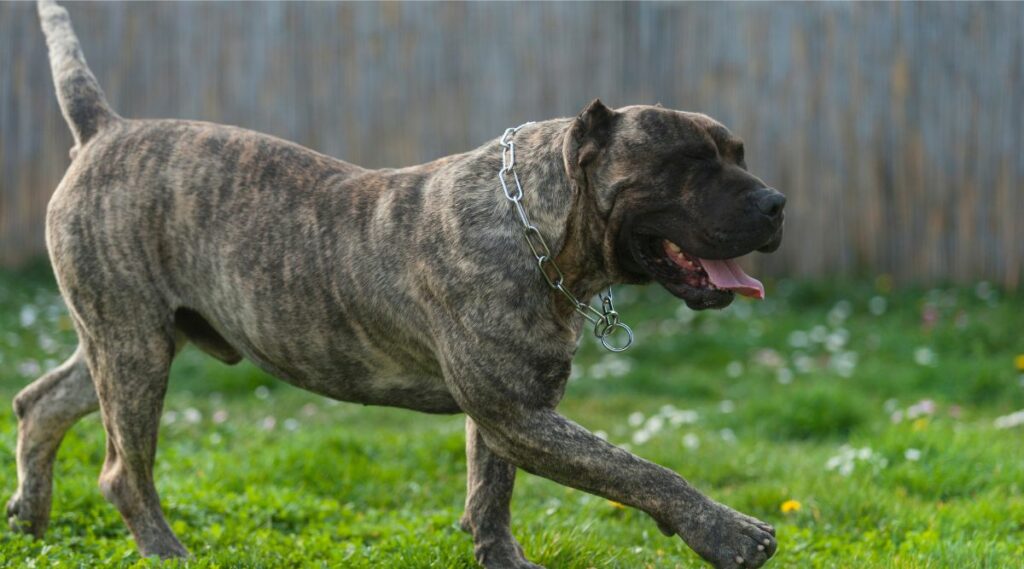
[9, 2, 785, 568]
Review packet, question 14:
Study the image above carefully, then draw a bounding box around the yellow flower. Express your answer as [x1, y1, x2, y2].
[780, 499, 802, 514]
[912, 417, 929, 431]
[1015, 354, 1024, 371]
[608, 500, 625, 509]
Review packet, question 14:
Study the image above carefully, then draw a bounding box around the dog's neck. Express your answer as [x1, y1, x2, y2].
[488, 119, 615, 311]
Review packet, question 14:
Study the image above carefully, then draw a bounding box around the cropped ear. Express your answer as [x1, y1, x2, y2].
[563, 99, 617, 190]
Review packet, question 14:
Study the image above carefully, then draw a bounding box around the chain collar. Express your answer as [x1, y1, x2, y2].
[497, 122, 633, 352]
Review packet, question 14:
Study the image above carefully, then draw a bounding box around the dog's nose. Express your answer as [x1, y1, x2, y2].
[755, 189, 786, 219]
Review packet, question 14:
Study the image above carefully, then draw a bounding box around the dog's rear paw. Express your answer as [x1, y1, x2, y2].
[469, 529, 545, 569]
[480, 552, 545, 569]
[6, 492, 47, 538]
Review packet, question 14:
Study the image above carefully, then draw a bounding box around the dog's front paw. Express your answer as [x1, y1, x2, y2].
[665, 501, 776, 568]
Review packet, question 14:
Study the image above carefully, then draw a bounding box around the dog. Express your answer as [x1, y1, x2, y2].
[9, 2, 786, 567]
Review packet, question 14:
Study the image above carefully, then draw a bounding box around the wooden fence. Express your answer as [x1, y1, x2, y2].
[1, 2, 1022, 287]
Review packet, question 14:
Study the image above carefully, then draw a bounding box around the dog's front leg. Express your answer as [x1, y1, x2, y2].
[443, 350, 776, 569]
[460, 417, 542, 569]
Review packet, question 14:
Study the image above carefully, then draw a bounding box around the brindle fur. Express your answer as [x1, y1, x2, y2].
[9, 2, 784, 567]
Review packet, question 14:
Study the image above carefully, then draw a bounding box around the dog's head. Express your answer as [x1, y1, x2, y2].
[564, 100, 785, 310]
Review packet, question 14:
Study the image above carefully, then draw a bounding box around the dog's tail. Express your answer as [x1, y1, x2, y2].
[38, 0, 120, 154]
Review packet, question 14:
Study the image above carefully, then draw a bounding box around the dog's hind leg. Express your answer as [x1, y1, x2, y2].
[460, 417, 542, 569]
[7, 347, 98, 537]
[84, 318, 188, 559]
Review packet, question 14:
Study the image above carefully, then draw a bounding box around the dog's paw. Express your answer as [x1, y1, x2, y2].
[668, 502, 776, 568]
[480, 551, 545, 569]
[469, 529, 545, 569]
[6, 492, 46, 538]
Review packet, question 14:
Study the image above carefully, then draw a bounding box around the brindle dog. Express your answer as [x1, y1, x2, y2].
[10, 2, 786, 567]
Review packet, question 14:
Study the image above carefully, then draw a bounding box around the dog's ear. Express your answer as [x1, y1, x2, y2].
[564, 99, 618, 190]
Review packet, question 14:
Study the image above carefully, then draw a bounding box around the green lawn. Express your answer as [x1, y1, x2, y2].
[1, 263, 1022, 568]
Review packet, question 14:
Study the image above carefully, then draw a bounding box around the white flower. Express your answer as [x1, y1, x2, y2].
[37, 334, 59, 353]
[826, 444, 886, 476]
[17, 360, 41, 378]
[255, 386, 271, 400]
[831, 351, 858, 378]
[776, 367, 794, 384]
[19, 305, 38, 328]
[914, 347, 937, 367]
[869, 296, 887, 316]
[284, 418, 299, 431]
[904, 448, 922, 461]
[568, 365, 583, 381]
[212, 409, 229, 424]
[183, 408, 202, 424]
[668, 409, 699, 425]
[825, 330, 849, 353]
[682, 433, 700, 450]
[788, 331, 809, 348]
[645, 416, 665, 434]
[594, 430, 608, 440]
[719, 428, 737, 443]
[628, 412, 645, 427]
[754, 349, 784, 368]
[994, 410, 1024, 430]
[261, 416, 277, 430]
[162, 411, 178, 426]
[810, 326, 828, 343]
[632, 430, 652, 445]
[719, 400, 735, 414]
[906, 399, 937, 419]
[794, 354, 815, 373]
[726, 361, 744, 378]
[827, 301, 851, 326]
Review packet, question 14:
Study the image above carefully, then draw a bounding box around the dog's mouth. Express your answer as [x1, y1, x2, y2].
[633, 237, 765, 310]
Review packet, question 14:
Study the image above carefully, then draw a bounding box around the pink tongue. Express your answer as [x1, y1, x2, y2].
[698, 258, 765, 299]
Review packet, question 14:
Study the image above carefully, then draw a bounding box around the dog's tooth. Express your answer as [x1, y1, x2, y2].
[667, 241, 681, 254]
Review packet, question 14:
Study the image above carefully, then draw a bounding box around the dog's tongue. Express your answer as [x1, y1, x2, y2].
[698, 258, 765, 299]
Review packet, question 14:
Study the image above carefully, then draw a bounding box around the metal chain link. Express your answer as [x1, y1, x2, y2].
[498, 123, 634, 352]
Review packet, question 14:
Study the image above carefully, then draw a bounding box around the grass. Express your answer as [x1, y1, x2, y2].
[1, 262, 1023, 568]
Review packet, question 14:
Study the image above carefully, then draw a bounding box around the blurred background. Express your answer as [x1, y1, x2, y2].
[1, 2, 1022, 286]
[1, 3, 1023, 567]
